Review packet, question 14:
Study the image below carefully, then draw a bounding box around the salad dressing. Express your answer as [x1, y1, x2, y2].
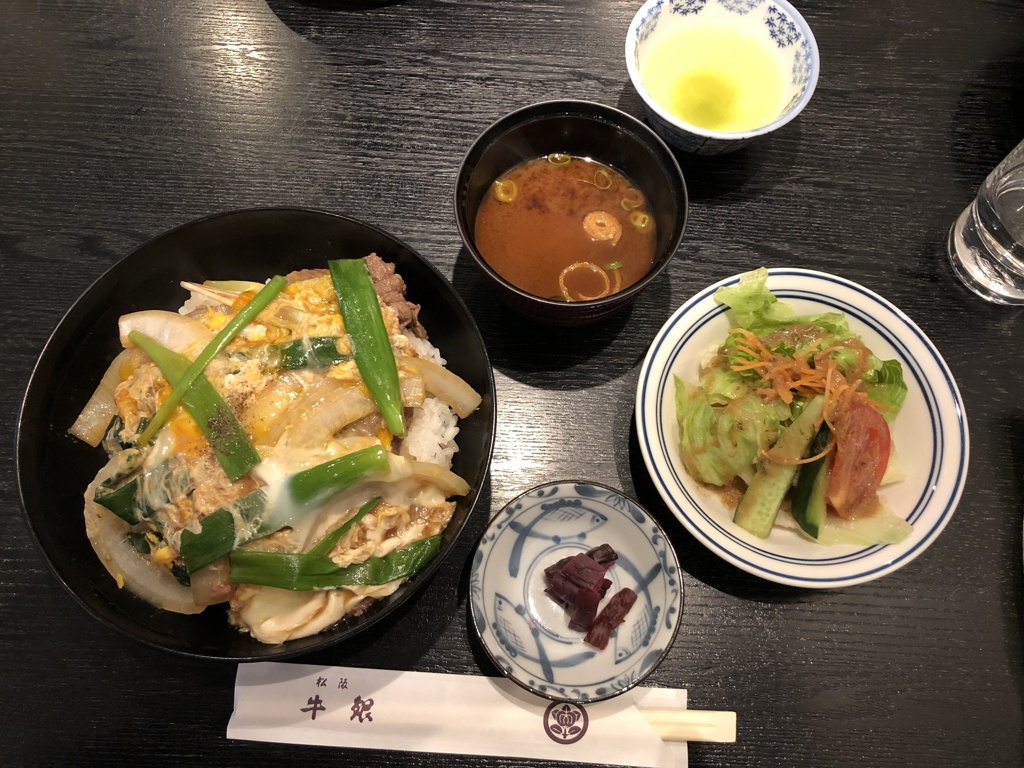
[674, 269, 912, 546]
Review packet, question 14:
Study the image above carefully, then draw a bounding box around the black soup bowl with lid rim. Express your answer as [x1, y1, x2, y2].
[455, 100, 688, 326]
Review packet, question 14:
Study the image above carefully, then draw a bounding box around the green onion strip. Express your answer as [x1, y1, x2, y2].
[308, 496, 382, 558]
[128, 333, 261, 481]
[229, 535, 442, 591]
[272, 336, 350, 370]
[137, 275, 287, 446]
[178, 445, 390, 573]
[329, 258, 406, 437]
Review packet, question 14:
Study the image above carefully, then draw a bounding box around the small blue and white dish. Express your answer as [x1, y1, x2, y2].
[469, 481, 683, 703]
[625, 0, 820, 155]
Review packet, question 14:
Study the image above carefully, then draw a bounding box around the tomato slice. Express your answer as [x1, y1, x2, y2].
[826, 398, 891, 518]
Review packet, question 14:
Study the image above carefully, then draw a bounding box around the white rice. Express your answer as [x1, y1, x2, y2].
[405, 333, 445, 366]
[402, 396, 460, 469]
[400, 334, 459, 469]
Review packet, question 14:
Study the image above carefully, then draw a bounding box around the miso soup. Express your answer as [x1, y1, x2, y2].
[473, 154, 656, 301]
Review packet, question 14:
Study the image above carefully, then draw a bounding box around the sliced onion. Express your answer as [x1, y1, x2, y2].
[230, 584, 348, 644]
[400, 373, 425, 408]
[84, 458, 201, 614]
[69, 349, 133, 447]
[265, 377, 340, 446]
[409, 459, 470, 496]
[189, 556, 233, 608]
[244, 371, 306, 446]
[383, 454, 470, 497]
[118, 310, 214, 355]
[287, 386, 377, 448]
[180, 280, 245, 305]
[400, 356, 482, 418]
[204, 279, 263, 293]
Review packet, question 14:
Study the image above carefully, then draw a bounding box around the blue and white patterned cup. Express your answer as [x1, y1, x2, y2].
[625, 0, 819, 155]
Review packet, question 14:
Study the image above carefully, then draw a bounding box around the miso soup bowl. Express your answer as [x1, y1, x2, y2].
[455, 100, 687, 326]
[626, 0, 820, 155]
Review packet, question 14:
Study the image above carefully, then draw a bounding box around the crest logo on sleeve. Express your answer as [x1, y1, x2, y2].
[543, 701, 589, 744]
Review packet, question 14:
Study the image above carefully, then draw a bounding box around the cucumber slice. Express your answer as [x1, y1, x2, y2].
[791, 422, 831, 539]
[734, 395, 825, 538]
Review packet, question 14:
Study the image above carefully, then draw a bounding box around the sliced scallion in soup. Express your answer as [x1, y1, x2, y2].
[474, 155, 656, 301]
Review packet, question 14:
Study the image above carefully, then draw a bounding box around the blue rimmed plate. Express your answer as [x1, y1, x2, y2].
[635, 268, 969, 588]
[469, 481, 683, 703]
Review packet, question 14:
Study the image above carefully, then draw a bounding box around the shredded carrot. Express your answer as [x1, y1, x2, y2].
[726, 326, 871, 421]
[762, 439, 835, 466]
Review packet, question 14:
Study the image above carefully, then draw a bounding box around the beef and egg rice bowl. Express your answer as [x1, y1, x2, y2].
[69, 254, 482, 645]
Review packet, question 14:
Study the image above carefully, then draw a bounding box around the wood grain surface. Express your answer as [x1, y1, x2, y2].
[2, 1, 1023, 766]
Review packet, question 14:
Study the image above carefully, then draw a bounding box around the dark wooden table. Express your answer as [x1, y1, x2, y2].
[3, 1, 1023, 766]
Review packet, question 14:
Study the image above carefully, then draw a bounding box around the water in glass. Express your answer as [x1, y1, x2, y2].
[948, 138, 1024, 305]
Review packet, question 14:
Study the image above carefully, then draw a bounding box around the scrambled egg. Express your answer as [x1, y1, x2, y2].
[81, 264, 475, 644]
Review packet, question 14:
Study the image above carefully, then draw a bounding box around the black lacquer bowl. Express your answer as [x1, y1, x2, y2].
[16, 208, 496, 660]
[455, 100, 687, 326]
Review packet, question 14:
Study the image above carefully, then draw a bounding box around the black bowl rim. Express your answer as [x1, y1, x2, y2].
[16, 206, 497, 661]
[454, 99, 688, 311]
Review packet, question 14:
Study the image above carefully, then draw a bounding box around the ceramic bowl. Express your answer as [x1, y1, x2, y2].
[635, 269, 969, 588]
[626, 0, 820, 155]
[16, 208, 497, 660]
[455, 100, 687, 326]
[469, 481, 683, 703]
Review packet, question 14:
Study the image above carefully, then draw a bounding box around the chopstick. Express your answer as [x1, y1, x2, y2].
[639, 709, 737, 743]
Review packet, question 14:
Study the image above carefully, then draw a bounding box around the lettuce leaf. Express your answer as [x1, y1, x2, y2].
[716, 268, 849, 337]
[674, 374, 785, 487]
[713, 268, 795, 335]
[863, 358, 907, 420]
[713, 268, 908, 420]
[773, 502, 913, 546]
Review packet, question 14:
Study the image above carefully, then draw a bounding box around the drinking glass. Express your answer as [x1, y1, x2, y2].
[948, 138, 1024, 305]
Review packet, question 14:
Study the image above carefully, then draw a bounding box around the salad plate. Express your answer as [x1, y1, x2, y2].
[469, 481, 683, 703]
[17, 208, 496, 660]
[635, 268, 969, 588]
